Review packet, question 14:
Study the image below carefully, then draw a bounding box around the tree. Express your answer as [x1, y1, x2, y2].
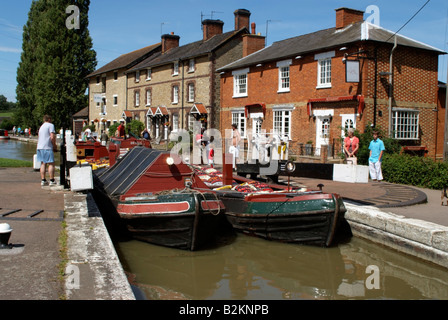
[16, 0, 97, 131]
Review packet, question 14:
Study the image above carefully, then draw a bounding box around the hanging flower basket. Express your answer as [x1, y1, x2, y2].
[94, 118, 99, 123]
[164, 122, 170, 126]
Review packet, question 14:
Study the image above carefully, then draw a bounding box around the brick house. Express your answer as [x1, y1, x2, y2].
[218, 7, 446, 160]
[125, 9, 265, 141]
[86, 43, 161, 134]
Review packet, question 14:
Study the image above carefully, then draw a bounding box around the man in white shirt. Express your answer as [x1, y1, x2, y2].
[36, 115, 57, 186]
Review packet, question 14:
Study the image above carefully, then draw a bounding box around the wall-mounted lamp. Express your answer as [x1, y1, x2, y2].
[339, 47, 347, 51]
[256, 64, 263, 67]
[379, 71, 392, 77]
[295, 55, 302, 59]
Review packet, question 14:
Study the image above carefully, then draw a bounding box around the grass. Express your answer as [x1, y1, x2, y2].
[0, 157, 33, 167]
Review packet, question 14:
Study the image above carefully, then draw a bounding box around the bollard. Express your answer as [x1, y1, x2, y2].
[0, 223, 13, 249]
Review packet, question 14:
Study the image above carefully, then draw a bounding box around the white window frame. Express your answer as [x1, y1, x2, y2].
[135, 70, 140, 83]
[172, 85, 179, 104]
[172, 114, 179, 132]
[273, 105, 293, 140]
[135, 91, 140, 107]
[232, 68, 249, 98]
[315, 51, 334, 89]
[145, 89, 151, 106]
[113, 71, 118, 82]
[173, 62, 179, 76]
[113, 94, 118, 107]
[188, 59, 195, 73]
[188, 83, 195, 102]
[146, 68, 151, 81]
[231, 109, 246, 138]
[277, 59, 292, 93]
[392, 108, 419, 140]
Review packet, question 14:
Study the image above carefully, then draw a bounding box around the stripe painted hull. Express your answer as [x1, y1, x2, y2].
[115, 192, 225, 250]
[218, 191, 351, 247]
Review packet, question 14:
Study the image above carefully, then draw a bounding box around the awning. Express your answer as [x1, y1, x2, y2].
[244, 103, 266, 119]
[307, 95, 365, 116]
[122, 111, 132, 118]
[146, 107, 158, 117]
[190, 103, 208, 115]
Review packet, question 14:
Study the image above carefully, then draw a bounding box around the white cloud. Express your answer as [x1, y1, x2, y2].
[0, 46, 21, 53]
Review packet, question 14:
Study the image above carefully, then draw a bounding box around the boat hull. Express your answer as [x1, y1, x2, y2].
[115, 192, 226, 250]
[218, 191, 351, 247]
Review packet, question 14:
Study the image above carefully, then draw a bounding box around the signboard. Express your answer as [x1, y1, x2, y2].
[93, 94, 104, 103]
[345, 60, 360, 83]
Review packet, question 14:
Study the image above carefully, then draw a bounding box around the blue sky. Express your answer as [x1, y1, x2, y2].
[1, 0, 447, 102]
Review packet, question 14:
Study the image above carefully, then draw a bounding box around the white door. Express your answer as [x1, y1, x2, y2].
[315, 116, 330, 156]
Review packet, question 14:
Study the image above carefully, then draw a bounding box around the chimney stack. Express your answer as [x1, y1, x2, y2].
[202, 19, 224, 41]
[242, 22, 265, 57]
[335, 7, 364, 29]
[161, 32, 180, 53]
[234, 9, 251, 30]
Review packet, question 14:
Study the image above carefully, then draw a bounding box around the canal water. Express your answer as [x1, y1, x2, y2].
[0, 138, 60, 163]
[2, 139, 448, 300]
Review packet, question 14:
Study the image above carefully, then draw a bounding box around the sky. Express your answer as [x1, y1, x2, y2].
[0, 0, 447, 103]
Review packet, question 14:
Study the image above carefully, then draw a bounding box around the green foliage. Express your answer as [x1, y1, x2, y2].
[382, 154, 448, 190]
[0, 95, 16, 111]
[126, 120, 145, 138]
[15, 0, 97, 132]
[0, 158, 33, 168]
[0, 119, 14, 130]
[108, 123, 119, 138]
[82, 124, 96, 132]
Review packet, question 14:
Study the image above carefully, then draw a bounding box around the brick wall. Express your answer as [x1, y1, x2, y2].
[220, 41, 441, 159]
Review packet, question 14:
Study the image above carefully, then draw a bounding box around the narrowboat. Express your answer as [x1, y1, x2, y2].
[192, 165, 352, 247]
[93, 147, 226, 251]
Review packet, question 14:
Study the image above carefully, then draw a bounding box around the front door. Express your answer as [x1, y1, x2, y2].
[315, 116, 331, 156]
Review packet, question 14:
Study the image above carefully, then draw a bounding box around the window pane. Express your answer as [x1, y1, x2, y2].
[280, 66, 290, 89]
[392, 110, 419, 140]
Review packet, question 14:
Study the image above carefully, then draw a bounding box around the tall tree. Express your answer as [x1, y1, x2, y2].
[16, 0, 97, 130]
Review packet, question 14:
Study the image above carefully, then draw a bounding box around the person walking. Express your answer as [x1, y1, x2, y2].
[368, 130, 385, 182]
[36, 115, 57, 186]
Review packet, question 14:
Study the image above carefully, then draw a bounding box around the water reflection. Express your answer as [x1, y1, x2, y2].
[115, 235, 448, 300]
[0, 139, 60, 164]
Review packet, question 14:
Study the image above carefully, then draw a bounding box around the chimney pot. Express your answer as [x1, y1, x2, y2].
[202, 19, 224, 40]
[251, 22, 256, 34]
[161, 33, 180, 53]
[234, 9, 251, 30]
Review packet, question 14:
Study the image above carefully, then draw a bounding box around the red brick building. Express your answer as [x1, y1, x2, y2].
[218, 7, 446, 160]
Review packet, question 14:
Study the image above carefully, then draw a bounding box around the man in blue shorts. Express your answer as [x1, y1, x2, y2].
[36, 115, 57, 186]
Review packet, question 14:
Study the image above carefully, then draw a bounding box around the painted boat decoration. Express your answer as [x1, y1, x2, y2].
[93, 147, 226, 251]
[191, 165, 352, 247]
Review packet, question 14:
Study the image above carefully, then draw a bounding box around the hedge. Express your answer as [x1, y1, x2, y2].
[382, 154, 448, 190]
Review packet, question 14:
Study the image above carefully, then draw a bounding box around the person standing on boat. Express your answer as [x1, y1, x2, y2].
[36, 115, 57, 186]
[116, 120, 125, 138]
[141, 128, 151, 140]
[230, 123, 241, 169]
[368, 130, 385, 182]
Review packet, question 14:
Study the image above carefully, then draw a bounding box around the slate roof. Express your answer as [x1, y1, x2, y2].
[87, 43, 161, 78]
[127, 28, 248, 72]
[218, 21, 446, 72]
